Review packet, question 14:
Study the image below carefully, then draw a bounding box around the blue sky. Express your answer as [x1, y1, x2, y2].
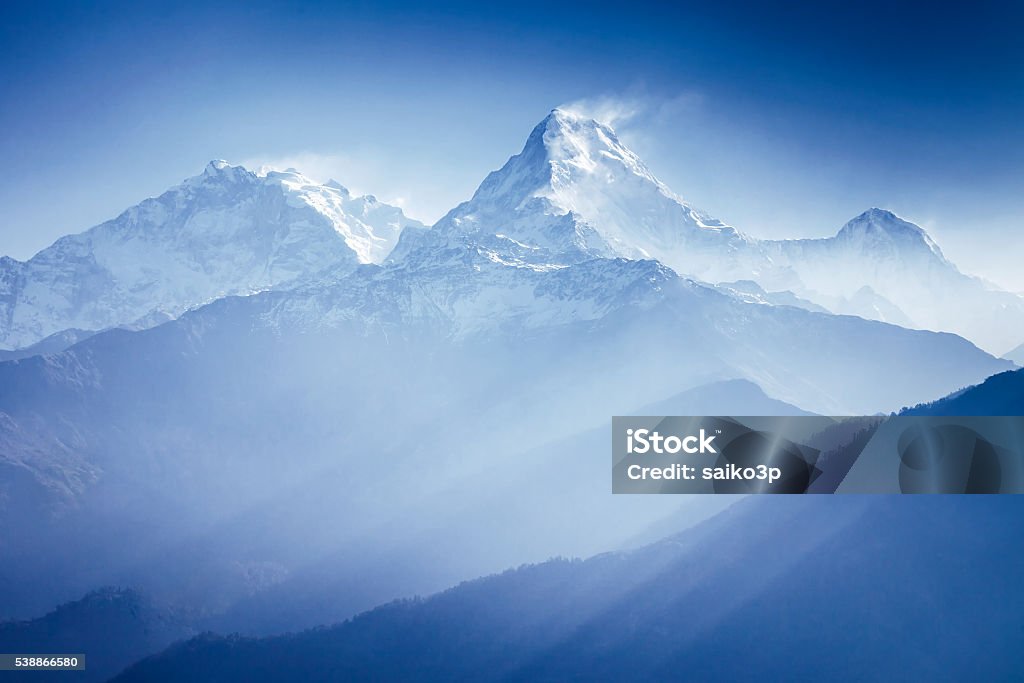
[2, 0, 1022, 289]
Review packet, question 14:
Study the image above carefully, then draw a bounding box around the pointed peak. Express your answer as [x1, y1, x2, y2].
[183, 160, 253, 188]
[460, 108, 643, 216]
[514, 108, 629, 174]
[837, 208, 946, 260]
[205, 159, 231, 173]
[201, 159, 247, 179]
[543, 107, 586, 126]
[543, 106, 621, 130]
[859, 207, 902, 223]
[536, 107, 617, 139]
[840, 208, 926, 237]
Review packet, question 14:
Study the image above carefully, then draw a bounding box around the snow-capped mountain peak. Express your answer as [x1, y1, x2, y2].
[205, 158, 232, 173]
[534, 108, 660, 186]
[0, 162, 423, 350]
[252, 166, 421, 264]
[391, 110, 1024, 355]
[760, 206, 1024, 354]
[467, 108, 725, 227]
[835, 208, 946, 259]
[412, 109, 751, 279]
[4, 115, 1022, 358]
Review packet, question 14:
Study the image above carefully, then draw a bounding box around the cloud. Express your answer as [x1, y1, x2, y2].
[559, 90, 706, 129]
[559, 95, 643, 127]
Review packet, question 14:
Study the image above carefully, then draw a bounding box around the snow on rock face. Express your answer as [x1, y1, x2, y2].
[259, 208, 684, 344]
[764, 209, 949, 286]
[420, 109, 767, 283]
[762, 208, 1024, 354]
[835, 208, 943, 251]
[0, 163, 423, 350]
[3, 111, 1021, 355]
[263, 168, 417, 264]
[398, 111, 1023, 355]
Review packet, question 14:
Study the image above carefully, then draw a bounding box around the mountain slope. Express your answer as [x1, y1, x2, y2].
[902, 368, 1024, 416]
[631, 378, 815, 417]
[0, 328, 96, 362]
[1005, 341, 1024, 365]
[0, 242, 1010, 620]
[111, 495, 1024, 682]
[204, 378, 804, 635]
[0, 588, 191, 683]
[0, 162, 422, 350]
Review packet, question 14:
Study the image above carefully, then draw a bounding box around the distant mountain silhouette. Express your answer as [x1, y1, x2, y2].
[633, 378, 815, 416]
[1003, 341, 1024, 365]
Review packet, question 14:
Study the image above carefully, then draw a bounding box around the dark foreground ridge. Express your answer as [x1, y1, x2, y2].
[903, 367, 1024, 415]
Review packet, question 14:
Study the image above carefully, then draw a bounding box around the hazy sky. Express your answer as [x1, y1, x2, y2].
[2, 0, 1022, 289]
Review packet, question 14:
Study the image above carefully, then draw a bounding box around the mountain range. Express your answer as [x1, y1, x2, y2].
[7, 365, 1021, 680]
[0, 108, 1020, 677]
[393, 109, 1023, 354]
[1, 109, 1021, 356]
[2, 243, 1003, 618]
